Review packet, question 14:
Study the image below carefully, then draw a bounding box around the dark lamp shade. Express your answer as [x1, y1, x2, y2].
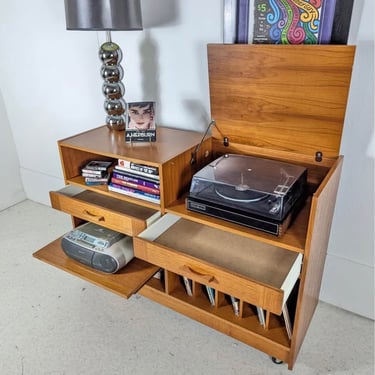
[64, 0, 143, 31]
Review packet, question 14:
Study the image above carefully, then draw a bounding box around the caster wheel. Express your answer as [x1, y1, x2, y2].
[271, 357, 283, 364]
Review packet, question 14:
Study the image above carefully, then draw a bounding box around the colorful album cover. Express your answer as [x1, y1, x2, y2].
[125, 101, 156, 143]
[251, 0, 337, 44]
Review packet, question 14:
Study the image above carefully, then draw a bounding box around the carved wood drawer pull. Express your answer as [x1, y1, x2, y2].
[83, 210, 105, 222]
[182, 265, 215, 283]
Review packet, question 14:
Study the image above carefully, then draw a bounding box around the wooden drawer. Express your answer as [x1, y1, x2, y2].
[50, 186, 160, 236]
[133, 214, 302, 315]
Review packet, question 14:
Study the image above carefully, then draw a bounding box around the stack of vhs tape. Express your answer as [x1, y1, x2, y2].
[81, 160, 112, 186]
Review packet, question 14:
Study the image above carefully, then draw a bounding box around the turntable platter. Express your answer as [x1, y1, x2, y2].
[215, 185, 268, 203]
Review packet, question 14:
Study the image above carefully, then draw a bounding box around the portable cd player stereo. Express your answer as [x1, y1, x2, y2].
[61, 222, 134, 273]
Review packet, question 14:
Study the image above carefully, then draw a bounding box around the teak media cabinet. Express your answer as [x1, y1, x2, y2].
[34, 44, 355, 370]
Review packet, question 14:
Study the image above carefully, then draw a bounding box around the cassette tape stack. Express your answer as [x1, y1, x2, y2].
[186, 154, 307, 236]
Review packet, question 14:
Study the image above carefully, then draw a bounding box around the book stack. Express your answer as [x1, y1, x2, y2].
[108, 159, 160, 204]
[81, 160, 112, 186]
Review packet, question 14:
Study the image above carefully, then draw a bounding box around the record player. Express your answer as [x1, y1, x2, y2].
[186, 154, 307, 236]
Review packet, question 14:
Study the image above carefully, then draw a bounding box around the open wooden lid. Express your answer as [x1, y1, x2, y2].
[207, 44, 355, 159]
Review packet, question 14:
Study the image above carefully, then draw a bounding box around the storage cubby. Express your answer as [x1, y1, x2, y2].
[33, 44, 355, 370]
[147, 266, 293, 341]
[140, 266, 293, 361]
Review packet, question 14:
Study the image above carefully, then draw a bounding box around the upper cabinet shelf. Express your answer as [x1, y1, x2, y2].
[58, 125, 212, 212]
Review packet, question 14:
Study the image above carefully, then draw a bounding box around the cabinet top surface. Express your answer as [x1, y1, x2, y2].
[59, 126, 203, 164]
[207, 44, 356, 159]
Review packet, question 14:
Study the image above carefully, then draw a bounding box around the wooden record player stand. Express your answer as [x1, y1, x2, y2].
[33, 44, 355, 370]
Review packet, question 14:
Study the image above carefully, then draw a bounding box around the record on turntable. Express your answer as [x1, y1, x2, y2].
[215, 185, 269, 203]
[186, 154, 307, 235]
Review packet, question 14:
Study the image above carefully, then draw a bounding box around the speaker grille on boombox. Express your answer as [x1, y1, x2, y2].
[92, 253, 118, 273]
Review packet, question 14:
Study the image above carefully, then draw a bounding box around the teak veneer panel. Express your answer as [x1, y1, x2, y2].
[289, 156, 344, 367]
[59, 125, 206, 168]
[208, 44, 355, 159]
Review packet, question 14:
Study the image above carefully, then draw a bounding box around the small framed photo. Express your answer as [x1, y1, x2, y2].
[125, 101, 156, 143]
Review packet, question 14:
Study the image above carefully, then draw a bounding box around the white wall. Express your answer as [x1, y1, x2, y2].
[0, 90, 26, 210]
[0, 0, 373, 319]
[319, 0, 374, 320]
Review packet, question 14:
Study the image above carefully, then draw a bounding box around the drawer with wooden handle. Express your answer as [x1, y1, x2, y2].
[50, 186, 160, 236]
[133, 214, 302, 315]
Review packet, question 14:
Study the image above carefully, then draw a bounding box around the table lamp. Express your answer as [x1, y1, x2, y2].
[64, 0, 143, 130]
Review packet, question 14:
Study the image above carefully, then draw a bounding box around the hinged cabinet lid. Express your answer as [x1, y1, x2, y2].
[207, 44, 355, 159]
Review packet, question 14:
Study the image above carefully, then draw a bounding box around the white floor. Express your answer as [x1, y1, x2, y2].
[1, 200, 374, 375]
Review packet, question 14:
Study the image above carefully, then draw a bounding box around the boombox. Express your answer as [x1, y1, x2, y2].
[61, 222, 134, 273]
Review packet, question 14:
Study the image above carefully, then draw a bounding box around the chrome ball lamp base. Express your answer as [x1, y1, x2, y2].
[100, 31, 126, 131]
